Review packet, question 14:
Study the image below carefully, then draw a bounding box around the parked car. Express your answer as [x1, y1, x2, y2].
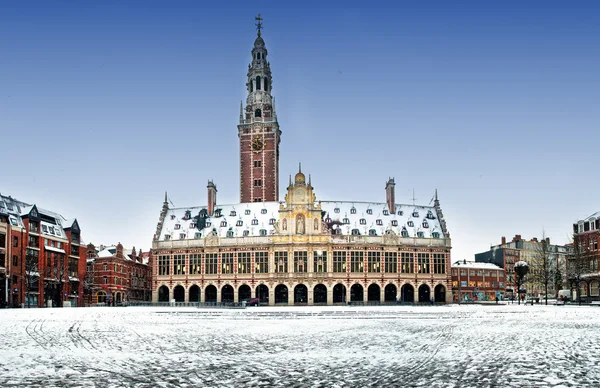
[243, 298, 260, 306]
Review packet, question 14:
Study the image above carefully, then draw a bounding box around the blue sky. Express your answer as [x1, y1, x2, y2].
[1, 0, 599, 259]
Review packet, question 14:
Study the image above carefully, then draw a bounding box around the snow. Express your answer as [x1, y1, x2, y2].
[452, 260, 502, 270]
[1, 305, 600, 387]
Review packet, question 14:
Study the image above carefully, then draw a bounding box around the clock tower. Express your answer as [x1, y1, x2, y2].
[238, 15, 281, 203]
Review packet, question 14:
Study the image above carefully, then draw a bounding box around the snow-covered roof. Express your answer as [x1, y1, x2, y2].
[94, 245, 148, 265]
[157, 201, 444, 241]
[452, 261, 503, 270]
[580, 211, 600, 223]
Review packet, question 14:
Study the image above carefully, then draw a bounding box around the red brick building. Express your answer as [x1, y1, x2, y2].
[0, 194, 85, 307]
[85, 243, 152, 305]
[572, 212, 600, 300]
[451, 260, 505, 302]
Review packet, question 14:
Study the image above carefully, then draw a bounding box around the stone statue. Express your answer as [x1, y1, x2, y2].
[283, 218, 287, 231]
[296, 215, 305, 234]
[314, 218, 319, 230]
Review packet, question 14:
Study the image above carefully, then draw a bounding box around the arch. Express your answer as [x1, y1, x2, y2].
[264, 77, 269, 91]
[434, 284, 446, 303]
[400, 284, 414, 303]
[256, 284, 269, 304]
[189, 284, 200, 302]
[97, 291, 107, 304]
[275, 284, 288, 304]
[294, 284, 308, 304]
[350, 283, 364, 302]
[256, 75, 261, 90]
[205, 285, 217, 303]
[158, 285, 170, 302]
[384, 283, 397, 302]
[221, 284, 234, 303]
[249, 79, 253, 93]
[590, 281, 600, 297]
[367, 283, 381, 302]
[333, 283, 346, 303]
[238, 284, 251, 301]
[255, 108, 262, 117]
[418, 284, 431, 303]
[314, 284, 327, 304]
[173, 285, 185, 302]
[115, 292, 122, 303]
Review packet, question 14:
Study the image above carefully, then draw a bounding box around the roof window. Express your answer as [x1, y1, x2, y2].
[432, 232, 440, 238]
[398, 211, 403, 216]
[383, 210, 389, 216]
[417, 231, 424, 238]
[220, 221, 227, 227]
[401, 227, 409, 237]
[165, 234, 171, 240]
[259, 229, 267, 236]
[422, 221, 429, 228]
[351, 229, 360, 235]
[325, 217, 331, 223]
[412, 211, 419, 218]
[195, 232, 201, 239]
[350, 207, 356, 214]
[366, 209, 373, 215]
[230, 211, 236, 217]
[243, 230, 249, 237]
[376, 219, 383, 226]
[244, 209, 251, 215]
[407, 221, 414, 227]
[334, 208, 340, 213]
[369, 229, 377, 236]
[226, 230, 234, 238]
[360, 218, 366, 225]
[252, 219, 259, 225]
[206, 222, 211, 227]
[174, 224, 181, 230]
[269, 218, 276, 225]
[427, 210, 435, 219]
[343, 218, 350, 224]
[261, 208, 267, 214]
[236, 220, 243, 227]
[391, 220, 398, 227]
[190, 223, 196, 228]
[179, 233, 186, 239]
[170, 215, 175, 220]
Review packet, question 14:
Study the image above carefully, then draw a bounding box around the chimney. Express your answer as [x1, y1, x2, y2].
[131, 246, 137, 261]
[385, 178, 395, 213]
[207, 180, 217, 216]
[546, 237, 550, 245]
[501, 236, 506, 245]
[116, 242, 123, 259]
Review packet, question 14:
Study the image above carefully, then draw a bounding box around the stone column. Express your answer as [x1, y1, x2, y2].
[327, 287, 333, 306]
[184, 286, 189, 303]
[200, 285, 205, 303]
[233, 285, 239, 303]
[269, 287, 275, 306]
[216, 287, 222, 303]
[414, 283, 419, 303]
[380, 283, 385, 302]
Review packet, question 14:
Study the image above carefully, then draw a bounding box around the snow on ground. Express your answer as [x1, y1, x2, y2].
[1, 304, 599, 387]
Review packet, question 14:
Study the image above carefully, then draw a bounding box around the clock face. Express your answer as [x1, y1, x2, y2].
[251, 136, 264, 152]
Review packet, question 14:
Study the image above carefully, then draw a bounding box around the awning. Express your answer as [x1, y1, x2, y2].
[44, 246, 66, 254]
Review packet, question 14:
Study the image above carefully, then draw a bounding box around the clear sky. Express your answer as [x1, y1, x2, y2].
[1, 1, 599, 259]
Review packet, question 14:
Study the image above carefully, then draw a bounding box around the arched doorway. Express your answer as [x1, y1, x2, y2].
[400, 284, 414, 303]
[350, 284, 364, 302]
[384, 283, 397, 302]
[434, 284, 446, 303]
[367, 283, 381, 302]
[189, 285, 200, 302]
[205, 285, 217, 303]
[275, 284, 288, 304]
[173, 285, 185, 302]
[256, 284, 269, 304]
[97, 291, 107, 304]
[294, 284, 308, 304]
[418, 284, 431, 303]
[333, 284, 346, 303]
[158, 285, 169, 302]
[314, 284, 327, 304]
[221, 285, 234, 303]
[238, 284, 251, 301]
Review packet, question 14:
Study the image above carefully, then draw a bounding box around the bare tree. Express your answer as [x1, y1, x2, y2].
[49, 254, 68, 307]
[567, 233, 588, 305]
[83, 259, 99, 306]
[531, 232, 555, 305]
[24, 250, 40, 308]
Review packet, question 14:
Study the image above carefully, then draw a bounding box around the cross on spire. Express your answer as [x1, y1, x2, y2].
[255, 14, 263, 36]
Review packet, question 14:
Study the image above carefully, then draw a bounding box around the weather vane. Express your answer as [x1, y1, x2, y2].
[255, 14, 263, 36]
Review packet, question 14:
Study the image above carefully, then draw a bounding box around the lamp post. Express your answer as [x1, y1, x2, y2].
[515, 261, 529, 305]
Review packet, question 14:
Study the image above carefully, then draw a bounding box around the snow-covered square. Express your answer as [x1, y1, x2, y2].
[1, 304, 599, 387]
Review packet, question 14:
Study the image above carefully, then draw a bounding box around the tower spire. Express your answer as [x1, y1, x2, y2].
[299, 162, 302, 173]
[239, 100, 244, 124]
[255, 14, 263, 37]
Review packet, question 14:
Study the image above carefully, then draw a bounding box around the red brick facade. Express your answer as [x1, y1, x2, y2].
[451, 260, 505, 302]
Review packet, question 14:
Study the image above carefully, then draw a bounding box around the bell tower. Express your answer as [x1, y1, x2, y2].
[238, 14, 281, 203]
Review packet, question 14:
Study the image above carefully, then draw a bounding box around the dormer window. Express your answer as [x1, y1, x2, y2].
[220, 221, 227, 227]
[407, 221, 414, 227]
[269, 218, 276, 225]
[369, 229, 377, 236]
[325, 217, 331, 223]
[179, 233, 186, 239]
[261, 208, 267, 214]
[391, 220, 398, 226]
[259, 229, 267, 236]
[398, 211, 403, 216]
[55, 229, 61, 237]
[190, 223, 196, 228]
[42, 225, 48, 233]
[417, 231, 424, 238]
[236, 220, 243, 227]
[412, 211, 419, 218]
[376, 219, 383, 226]
[432, 232, 440, 238]
[49, 226, 55, 234]
[174, 224, 180, 230]
[401, 228, 409, 238]
[383, 210, 389, 216]
[184, 210, 191, 220]
[360, 218, 366, 225]
[334, 208, 340, 213]
[252, 219, 259, 226]
[226, 230, 234, 238]
[230, 211, 236, 217]
[243, 230, 250, 237]
[215, 209, 222, 217]
[245, 209, 251, 215]
[350, 207, 356, 214]
[351, 229, 360, 235]
[343, 218, 350, 224]
[165, 234, 171, 240]
[422, 221, 429, 228]
[427, 211, 435, 219]
[366, 209, 373, 215]
[195, 232, 201, 239]
[206, 222, 211, 227]
[170, 215, 175, 220]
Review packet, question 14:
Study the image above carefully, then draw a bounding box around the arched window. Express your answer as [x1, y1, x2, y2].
[264, 77, 269, 91]
[256, 76, 261, 90]
[256, 52, 260, 60]
[249, 80, 253, 93]
[255, 109, 262, 117]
